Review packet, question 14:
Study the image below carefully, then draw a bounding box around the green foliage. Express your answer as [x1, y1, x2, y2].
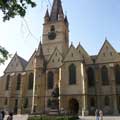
[28, 116, 78, 120]
[0, 0, 36, 21]
[0, 46, 10, 64]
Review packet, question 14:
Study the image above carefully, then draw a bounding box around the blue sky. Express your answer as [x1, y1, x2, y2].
[0, 0, 120, 75]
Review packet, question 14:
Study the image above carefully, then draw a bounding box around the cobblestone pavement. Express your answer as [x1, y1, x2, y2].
[3, 115, 120, 120]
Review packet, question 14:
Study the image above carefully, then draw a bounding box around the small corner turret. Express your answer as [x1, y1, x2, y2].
[44, 8, 50, 24]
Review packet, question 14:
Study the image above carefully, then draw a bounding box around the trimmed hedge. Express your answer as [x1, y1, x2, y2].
[28, 116, 79, 120]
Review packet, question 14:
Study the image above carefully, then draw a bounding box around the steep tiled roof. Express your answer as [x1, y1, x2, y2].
[17, 55, 28, 69]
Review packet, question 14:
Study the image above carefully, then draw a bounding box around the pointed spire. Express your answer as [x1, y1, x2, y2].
[44, 8, 49, 23]
[45, 8, 49, 18]
[50, 0, 64, 22]
[78, 42, 80, 46]
[64, 15, 69, 26]
[70, 42, 74, 48]
[15, 51, 17, 55]
[105, 36, 108, 41]
[37, 41, 44, 57]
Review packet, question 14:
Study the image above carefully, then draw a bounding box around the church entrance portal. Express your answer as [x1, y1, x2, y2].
[69, 98, 79, 115]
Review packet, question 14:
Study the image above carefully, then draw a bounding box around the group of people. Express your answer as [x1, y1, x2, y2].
[0, 111, 13, 120]
[95, 109, 103, 120]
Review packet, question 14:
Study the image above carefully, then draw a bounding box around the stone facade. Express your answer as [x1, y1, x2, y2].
[0, 0, 120, 115]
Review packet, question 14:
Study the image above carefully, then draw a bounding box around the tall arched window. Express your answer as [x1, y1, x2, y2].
[101, 66, 109, 85]
[6, 75, 10, 90]
[24, 98, 28, 108]
[104, 96, 110, 106]
[114, 65, 120, 84]
[16, 74, 21, 90]
[90, 97, 95, 107]
[4, 97, 8, 105]
[118, 96, 120, 113]
[28, 73, 34, 90]
[50, 25, 55, 31]
[87, 67, 95, 87]
[69, 64, 76, 85]
[47, 71, 54, 89]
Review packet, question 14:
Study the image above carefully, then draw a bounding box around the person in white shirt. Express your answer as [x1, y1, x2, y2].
[99, 110, 103, 120]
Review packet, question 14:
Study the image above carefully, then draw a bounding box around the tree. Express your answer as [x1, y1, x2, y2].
[0, 46, 10, 64]
[0, 0, 36, 21]
[0, 0, 36, 63]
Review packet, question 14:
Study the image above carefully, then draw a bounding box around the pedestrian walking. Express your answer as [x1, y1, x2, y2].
[7, 112, 13, 120]
[99, 110, 103, 120]
[95, 109, 99, 120]
[1, 111, 5, 120]
[0, 111, 3, 120]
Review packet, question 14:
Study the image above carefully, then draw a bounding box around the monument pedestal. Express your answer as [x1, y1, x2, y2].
[48, 98, 59, 115]
[48, 109, 59, 115]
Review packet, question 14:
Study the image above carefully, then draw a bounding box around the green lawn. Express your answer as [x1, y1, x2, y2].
[28, 115, 79, 120]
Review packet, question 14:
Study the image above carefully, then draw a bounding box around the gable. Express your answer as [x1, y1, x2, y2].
[96, 40, 120, 63]
[4, 54, 24, 73]
[64, 45, 82, 62]
[25, 51, 36, 71]
[47, 48, 63, 68]
[76, 44, 93, 64]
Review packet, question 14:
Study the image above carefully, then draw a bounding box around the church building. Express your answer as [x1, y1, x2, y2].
[0, 0, 120, 115]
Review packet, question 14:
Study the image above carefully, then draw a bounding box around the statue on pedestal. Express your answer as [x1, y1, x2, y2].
[48, 85, 59, 115]
[51, 85, 59, 110]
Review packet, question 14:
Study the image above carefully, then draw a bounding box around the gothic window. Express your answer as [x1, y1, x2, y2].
[48, 25, 56, 40]
[52, 59, 54, 63]
[71, 53, 73, 57]
[103, 53, 105, 56]
[6, 75, 10, 90]
[82, 55, 84, 59]
[51, 25, 55, 31]
[28, 73, 34, 90]
[87, 67, 95, 87]
[56, 53, 57, 56]
[4, 98, 8, 105]
[90, 97, 95, 107]
[24, 98, 28, 108]
[47, 71, 54, 89]
[58, 58, 60, 62]
[69, 63, 76, 85]
[101, 66, 109, 85]
[118, 96, 120, 105]
[118, 96, 120, 113]
[110, 52, 113, 56]
[106, 46, 108, 50]
[16, 74, 21, 90]
[104, 96, 110, 106]
[14, 99, 18, 114]
[114, 65, 120, 84]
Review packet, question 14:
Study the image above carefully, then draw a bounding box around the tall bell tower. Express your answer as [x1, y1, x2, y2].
[42, 0, 69, 60]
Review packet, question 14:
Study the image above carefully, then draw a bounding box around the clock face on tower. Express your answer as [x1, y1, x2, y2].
[48, 25, 56, 40]
[48, 31, 56, 40]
